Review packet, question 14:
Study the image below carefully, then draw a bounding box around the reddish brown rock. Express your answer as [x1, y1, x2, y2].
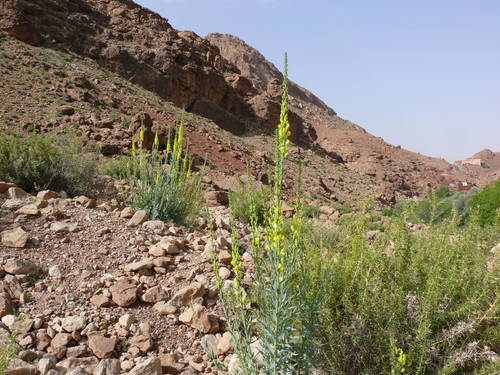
[109, 279, 137, 307]
[88, 334, 116, 359]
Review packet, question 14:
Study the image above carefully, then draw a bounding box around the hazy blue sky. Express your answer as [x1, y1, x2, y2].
[135, 0, 499, 162]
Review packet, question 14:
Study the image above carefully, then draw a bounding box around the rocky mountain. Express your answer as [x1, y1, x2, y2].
[0, 0, 457, 206]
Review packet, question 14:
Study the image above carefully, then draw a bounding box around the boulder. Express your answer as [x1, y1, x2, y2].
[4, 259, 38, 275]
[87, 334, 116, 359]
[109, 279, 137, 307]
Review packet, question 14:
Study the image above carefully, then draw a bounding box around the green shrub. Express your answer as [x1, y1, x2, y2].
[229, 171, 271, 225]
[101, 155, 135, 180]
[0, 131, 100, 196]
[0, 333, 19, 373]
[469, 181, 500, 226]
[316, 211, 498, 375]
[125, 122, 203, 225]
[213, 54, 324, 375]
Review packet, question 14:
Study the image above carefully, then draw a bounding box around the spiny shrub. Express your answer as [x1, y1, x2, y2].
[125, 122, 203, 225]
[212, 54, 327, 375]
[469, 180, 500, 226]
[317, 209, 499, 375]
[229, 170, 271, 225]
[0, 131, 99, 196]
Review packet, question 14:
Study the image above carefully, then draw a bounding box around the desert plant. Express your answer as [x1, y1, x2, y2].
[0, 131, 100, 196]
[317, 208, 498, 375]
[125, 121, 203, 225]
[229, 170, 272, 225]
[469, 180, 500, 226]
[0, 333, 18, 373]
[213, 54, 326, 375]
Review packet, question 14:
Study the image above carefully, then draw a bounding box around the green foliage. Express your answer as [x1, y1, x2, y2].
[469, 180, 500, 226]
[214, 54, 325, 375]
[101, 155, 135, 180]
[229, 171, 271, 225]
[125, 122, 203, 226]
[0, 131, 100, 196]
[0, 333, 19, 373]
[316, 210, 498, 375]
[387, 187, 482, 225]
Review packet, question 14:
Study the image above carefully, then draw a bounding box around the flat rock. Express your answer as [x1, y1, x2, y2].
[153, 301, 177, 315]
[140, 286, 167, 303]
[4, 259, 38, 275]
[1, 227, 29, 248]
[4, 358, 37, 375]
[109, 279, 137, 307]
[16, 204, 40, 216]
[50, 221, 77, 233]
[127, 210, 148, 227]
[61, 316, 87, 332]
[37, 190, 60, 200]
[87, 334, 116, 359]
[168, 282, 206, 307]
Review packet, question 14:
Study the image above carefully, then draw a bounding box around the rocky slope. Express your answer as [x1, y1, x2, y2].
[452, 149, 500, 187]
[0, 0, 457, 204]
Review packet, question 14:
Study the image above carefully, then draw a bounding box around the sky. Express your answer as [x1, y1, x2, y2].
[135, 0, 500, 162]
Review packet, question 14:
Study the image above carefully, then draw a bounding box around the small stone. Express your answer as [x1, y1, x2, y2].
[16, 204, 40, 216]
[90, 294, 110, 308]
[218, 250, 232, 265]
[4, 358, 37, 375]
[109, 279, 137, 307]
[50, 221, 77, 233]
[123, 259, 153, 272]
[128, 357, 161, 375]
[37, 190, 60, 200]
[48, 265, 62, 278]
[148, 245, 165, 257]
[141, 286, 167, 304]
[1, 227, 29, 248]
[127, 210, 148, 227]
[61, 316, 87, 332]
[153, 301, 177, 315]
[59, 105, 75, 116]
[159, 353, 185, 374]
[129, 334, 153, 353]
[0, 291, 14, 318]
[218, 267, 231, 280]
[4, 259, 38, 275]
[94, 358, 121, 375]
[180, 304, 219, 334]
[118, 314, 134, 330]
[8, 187, 28, 199]
[168, 282, 206, 307]
[142, 220, 165, 233]
[217, 332, 234, 354]
[120, 207, 134, 218]
[87, 334, 116, 359]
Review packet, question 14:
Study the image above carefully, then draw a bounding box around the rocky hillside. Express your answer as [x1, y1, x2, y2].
[453, 149, 500, 187]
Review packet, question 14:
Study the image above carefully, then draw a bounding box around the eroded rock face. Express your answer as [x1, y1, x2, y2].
[0, 0, 251, 130]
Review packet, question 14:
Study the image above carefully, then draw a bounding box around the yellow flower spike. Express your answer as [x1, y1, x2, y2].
[153, 128, 159, 149]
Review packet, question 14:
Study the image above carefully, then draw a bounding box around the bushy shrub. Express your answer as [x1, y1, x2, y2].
[101, 155, 135, 180]
[125, 122, 203, 225]
[229, 171, 271, 225]
[469, 180, 500, 226]
[0, 131, 100, 196]
[316, 211, 498, 375]
[0, 333, 18, 373]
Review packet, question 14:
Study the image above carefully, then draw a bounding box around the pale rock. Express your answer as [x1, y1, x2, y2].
[201, 334, 218, 357]
[4, 358, 37, 375]
[148, 245, 165, 257]
[127, 210, 148, 227]
[16, 204, 40, 216]
[129, 334, 153, 353]
[168, 282, 206, 307]
[142, 220, 165, 233]
[38, 356, 57, 375]
[1, 227, 29, 248]
[128, 357, 162, 375]
[118, 314, 134, 330]
[218, 250, 232, 265]
[140, 286, 166, 304]
[48, 266, 62, 278]
[8, 187, 28, 199]
[61, 316, 87, 332]
[217, 332, 234, 354]
[123, 259, 153, 272]
[37, 190, 60, 200]
[179, 304, 219, 334]
[4, 259, 38, 275]
[159, 353, 184, 374]
[94, 359, 121, 375]
[218, 267, 231, 280]
[153, 301, 177, 315]
[57, 357, 99, 373]
[120, 207, 134, 218]
[50, 221, 77, 233]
